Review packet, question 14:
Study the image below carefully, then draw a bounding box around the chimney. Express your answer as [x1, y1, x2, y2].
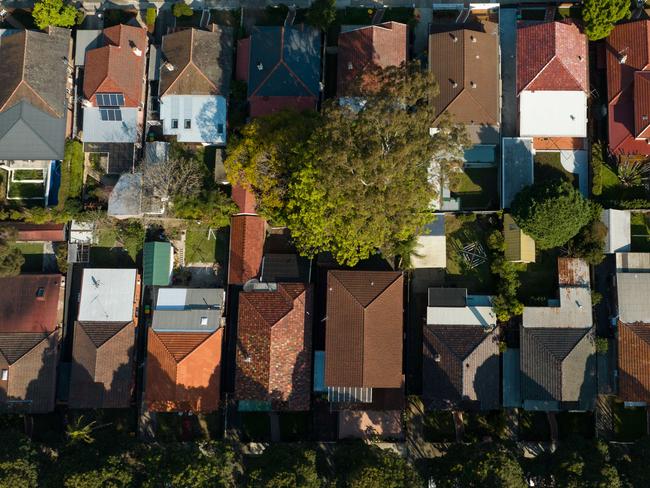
[450, 79, 458, 88]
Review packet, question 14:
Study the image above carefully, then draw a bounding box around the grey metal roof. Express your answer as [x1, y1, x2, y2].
[152, 288, 225, 332]
[82, 107, 138, 143]
[428, 287, 467, 307]
[601, 209, 631, 254]
[520, 326, 596, 409]
[107, 173, 142, 218]
[616, 273, 650, 323]
[0, 101, 66, 160]
[501, 137, 534, 208]
[75, 29, 102, 67]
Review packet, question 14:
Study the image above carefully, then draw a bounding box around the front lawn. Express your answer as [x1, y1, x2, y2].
[534, 151, 577, 187]
[557, 412, 594, 440]
[445, 214, 495, 293]
[518, 410, 551, 441]
[422, 411, 456, 442]
[14, 242, 44, 272]
[451, 167, 498, 210]
[613, 400, 647, 442]
[8, 181, 45, 200]
[518, 249, 560, 306]
[12, 169, 44, 181]
[631, 212, 650, 252]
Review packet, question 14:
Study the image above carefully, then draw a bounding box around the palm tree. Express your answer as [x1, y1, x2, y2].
[66, 416, 96, 445]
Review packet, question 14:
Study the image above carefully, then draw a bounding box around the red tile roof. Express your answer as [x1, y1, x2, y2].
[517, 21, 588, 94]
[227, 215, 265, 285]
[337, 22, 408, 97]
[618, 322, 650, 403]
[606, 21, 650, 155]
[145, 328, 222, 413]
[0, 275, 61, 333]
[83, 24, 147, 107]
[231, 184, 257, 214]
[236, 38, 250, 83]
[324, 270, 403, 389]
[235, 283, 312, 411]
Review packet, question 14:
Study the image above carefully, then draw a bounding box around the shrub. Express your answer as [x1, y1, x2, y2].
[591, 142, 605, 196]
[306, 0, 336, 30]
[172, 2, 193, 17]
[596, 337, 609, 355]
[32, 0, 78, 29]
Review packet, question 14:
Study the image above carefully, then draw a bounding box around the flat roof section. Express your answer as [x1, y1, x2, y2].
[78, 268, 137, 322]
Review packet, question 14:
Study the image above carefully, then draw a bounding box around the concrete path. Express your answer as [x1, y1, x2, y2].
[499, 7, 518, 138]
[559, 149, 589, 197]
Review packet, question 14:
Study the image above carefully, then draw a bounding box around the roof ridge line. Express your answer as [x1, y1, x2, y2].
[250, 62, 282, 97]
[8, 330, 56, 366]
[176, 331, 216, 364]
[281, 60, 317, 98]
[363, 273, 401, 309]
[91, 321, 131, 349]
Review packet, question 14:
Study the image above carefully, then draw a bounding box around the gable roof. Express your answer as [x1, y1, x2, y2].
[0, 27, 69, 119]
[144, 328, 222, 413]
[0, 331, 51, 364]
[428, 27, 499, 127]
[228, 215, 265, 285]
[337, 22, 407, 97]
[324, 270, 403, 388]
[517, 21, 588, 94]
[618, 322, 650, 403]
[159, 27, 233, 97]
[0, 274, 61, 334]
[235, 283, 312, 411]
[83, 24, 147, 107]
[246, 25, 321, 100]
[423, 324, 499, 410]
[520, 326, 596, 407]
[606, 20, 650, 103]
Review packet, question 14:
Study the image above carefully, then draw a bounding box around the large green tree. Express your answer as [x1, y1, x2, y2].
[32, 0, 78, 30]
[582, 0, 631, 41]
[0, 431, 40, 488]
[226, 63, 468, 265]
[0, 228, 23, 277]
[246, 445, 320, 488]
[511, 180, 592, 250]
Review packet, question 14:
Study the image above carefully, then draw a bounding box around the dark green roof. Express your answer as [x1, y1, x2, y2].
[143, 241, 172, 286]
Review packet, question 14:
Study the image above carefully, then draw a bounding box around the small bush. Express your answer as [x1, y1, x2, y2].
[146, 7, 156, 26]
[591, 142, 604, 196]
[596, 337, 609, 355]
[172, 2, 193, 18]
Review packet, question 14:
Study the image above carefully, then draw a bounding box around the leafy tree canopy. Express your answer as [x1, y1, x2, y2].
[0, 228, 23, 277]
[511, 180, 592, 250]
[173, 189, 236, 229]
[246, 444, 320, 488]
[306, 0, 337, 31]
[226, 63, 468, 265]
[32, 0, 78, 30]
[582, 0, 631, 41]
[172, 2, 193, 17]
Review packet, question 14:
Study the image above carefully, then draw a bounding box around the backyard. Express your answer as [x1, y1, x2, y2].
[517, 249, 560, 306]
[534, 151, 577, 188]
[7, 181, 45, 200]
[184, 225, 224, 264]
[90, 220, 144, 267]
[450, 167, 498, 210]
[14, 242, 44, 272]
[631, 212, 650, 252]
[518, 410, 551, 441]
[12, 169, 43, 181]
[612, 399, 647, 442]
[445, 214, 495, 293]
[422, 410, 456, 442]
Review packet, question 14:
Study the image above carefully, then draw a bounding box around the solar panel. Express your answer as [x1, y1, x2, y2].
[96, 93, 125, 107]
[99, 108, 123, 121]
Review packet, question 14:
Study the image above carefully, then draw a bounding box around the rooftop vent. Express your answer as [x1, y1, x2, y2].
[470, 35, 476, 43]
[164, 62, 175, 72]
[470, 81, 476, 88]
[257, 62, 264, 71]
[200, 316, 208, 326]
[450, 79, 458, 88]
[434, 354, 441, 363]
[619, 53, 628, 64]
[643, 115, 649, 121]
[347, 62, 353, 70]
[132, 47, 142, 57]
[449, 33, 457, 42]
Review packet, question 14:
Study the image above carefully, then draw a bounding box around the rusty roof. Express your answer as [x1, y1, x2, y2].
[324, 270, 403, 389]
[0, 274, 61, 333]
[618, 322, 650, 403]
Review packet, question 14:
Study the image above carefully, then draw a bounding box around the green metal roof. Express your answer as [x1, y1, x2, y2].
[143, 241, 172, 286]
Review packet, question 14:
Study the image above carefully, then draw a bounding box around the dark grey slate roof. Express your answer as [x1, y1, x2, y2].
[260, 253, 311, 283]
[78, 322, 131, 348]
[0, 101, 66, 160]
[0, 332, 49, 364]
[521, 327, 596, 408]
[428, 287, 467, 307]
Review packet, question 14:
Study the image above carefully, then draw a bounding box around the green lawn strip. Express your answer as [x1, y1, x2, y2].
[556, 6, 581, 19]
[90, 222, 143, 267]
[239, 413, 272, 442]
[445, 215, 495, 293]
[0, 170, 6, 200]
[631, 212, 650, 252]
[422, 411, 456, 442]
[534, 152, 577, 188]
[185, 226, 217, 264]
[279, 412, 311, 441]
[518, 410, 551, 441]
[8, 181, 44, 199]
[518, 249, 560, 305]
[12, 169, 44, 181]
[451, 167, 498, 210]
[61, 140, 84, 202]
[556, 412, 595, 440]
[600, 163, 620, 190]
[612, 400, 647, 442]
[14, 242, 44, 272]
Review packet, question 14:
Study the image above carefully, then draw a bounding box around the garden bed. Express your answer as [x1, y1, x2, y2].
[7, 181, 45, 200]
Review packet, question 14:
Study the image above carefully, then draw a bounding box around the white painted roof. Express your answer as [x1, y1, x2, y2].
[427, 298, 496, 327]
[78, 268, 137, 322]
[412, 234, 446, 268]
[601, 209, 631, 254]
[519, 90, 587, 137]
[82, 107, 139, 143]
[616, 273, 650, 323]
[156, 288, 187, 308]
[160, 95, 226, 144]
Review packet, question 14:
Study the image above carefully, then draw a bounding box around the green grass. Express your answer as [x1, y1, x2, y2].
[451, 167, 498, 210]
[279, 412, 311, 442]
[90, 221, 143, 267]
[12, 169, 44, 181]
[14, 242, 44, 272]
[61, 140, 84, 203]
[631, 212, 650, 252]
[445, 214, 495, 293]
[557, 412, 594, 440]
[518, 410, 551, 441]
[534, 152, 577, 188]
[613, 400, 647, 442]
[422, 411, 456, 442]
[518, 249, 559, 305]
[556, 6, 581, 19]
[0, 170, 6, 200]
[185, 226, 219, 264]
[8, 181, 44, 199]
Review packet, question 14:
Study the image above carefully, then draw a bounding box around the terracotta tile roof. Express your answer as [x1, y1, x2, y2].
[83, 24, 147, 107]
[0, 275, 62, 333]
[618, 322, 650, 403]
[429, 27, 499, 126]
[337, 22, 408, 97]
[606, 20, 650, 103]
[324, 270, 403, 389]
[0, 223, 66, 242]
[634, 71, 650, 138]
[144, 328, 222, 413]
[231, 184, 257, 214]
[235, 284, 312, 411]
[517, 21, 588, 94]
[422, 324, 499, 410]
[159, 27, 233, 97]
[227, 215, 265, 285]
[0, 330, 59, 413]
[68, 321, 135, 409]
